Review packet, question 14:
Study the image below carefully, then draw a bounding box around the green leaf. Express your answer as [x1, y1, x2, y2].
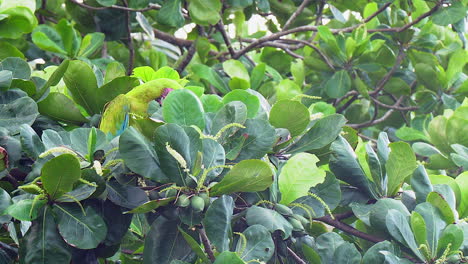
[202, 138, 225, 180]
[210, 101, 247, 136]
[154, 124, 197, 186]
[287, 114, 347, 154]
[188, 0, 221, 26]
[178, 227, 210, 263]
[6, 198, 46, 221]
[436, 224, 464, 257]
[410, 211, 427, 246]
[53, 204, 107, 249]
[41, 154, 81, 200]
[0, 188, 11, 223]
[385, 209, 425, 261]
[269, 100, 309, 137]
[210, 159, 273, 196]
[0, 7, 37, 39]
[96, 0, 117, 6]
[203, 195, 234, 252]
[19, 124, 45, 159]
[77, 33, 105, 57]
[124, 197, 175, 214]
[162, 89, 205, 129]
[362, 241, 395, 264]
[245, 206, 293, 239]
[156, 0, 185, 28]
[427, 191, 455, 224]
[276, 79, 302, 101]
[315, 232, 345, 264]
[279, 153, 326, 205]
[55, 184, 97, 202]
[329, 136, 378, 199]
[191, 64, 229, 94]
[106, 180, 149, 209]
[38, 92, 88, 125]
[410, 165, 433, 204]
[143, 216, 194, 264]
[334, 242, 362, 264]
[120, 127, 167, 182]
[250, 63, 266, 90]
[35, 59, 70, 100]
[395, 126, 429, 141]
[214, 251, 245, 264]
[19, 207, 71, 264]
[63, 60, 100, 115]
[432, 1, 467, 26]
[222, 90, 260, 118]
[325, 70, 351, 98]
[0, 57, 30, 80]
[0, 70, 12, 89]
[235, 225, 274, 263]
[386, 142, 417, 196]
[383, 78, 410, 96]
[414, 202, 446, 255]
[0, 41, 24, 60]
[55, 19, 80, 58]
[369, 198, 410, 234]
[229, 119, 276, 161]
[455, 172, 468, 218]
[223, 60, 250, 90]
[32, 25, 66, 55]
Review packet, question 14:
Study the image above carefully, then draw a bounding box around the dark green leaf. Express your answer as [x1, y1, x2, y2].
[235, 225, 274, 263]
[269, 100, 309, 137]
[325, 70, 351, 98]
[245, 206, 293, 239]
[163, 89, 205, 129]
[106, 180, 149, 209]
[41, 154, 81, 200]
[203, 195, 234, 252]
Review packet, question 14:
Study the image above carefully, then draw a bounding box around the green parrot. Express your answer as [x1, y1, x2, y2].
[100, 78, 183, 137]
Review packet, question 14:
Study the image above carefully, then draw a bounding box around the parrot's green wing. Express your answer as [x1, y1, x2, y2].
[100, 94, 131, 137]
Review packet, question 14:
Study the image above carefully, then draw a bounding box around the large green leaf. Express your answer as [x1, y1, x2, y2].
[156, 0, 185, 28]
[77, 33, 105, 57]
[162, 89, 205, 129]
[325, 70, 351, 98]
[386, 142, 417, 196]
[410, 165, 433, 204]
[385, 209, 425, 261]
[210, 159, 273, 196]
[269, 100, 309, 137]
[106, 180, 149, 209]
[456, 172, 468, 218]
[414, 202, 446, 256]
[63, 60, 100, 115]
[436, 224, 464, 257]
[191, 64, 229, 94]
[334, 242, 362, 264]
[5, 198, 46, 221]
[222, 90, 260, 118]
[154, 124, 197, 186]
[287, 114, 347, 154]
[19, 207, 71, 264]
[188, 0, 221, 26]
[245, 206, 293, 239]
[279, 153, 326, 205]
[53, 204, 107, 249]
[362, 241, 395, 264]
[120, 127, 167, 182]
[329, 136, 378, 199]
[210, 101, 247, 137]
[235, 225, 274, 263]
[0, 89, 38, 134]
[203, 195, 234, 252]
[223, 60, 250, 90]
[201, 138, 225, 180]
[38, 92, 88, 125]
[427, 191, 456, 224]
[213, 251, 245, 264]
[0, 57, 31, 79]
[432, 1, 467, 26]
[369, 198, 410, 233]
[19, 124, 44, 159]
[41, 154, 81, 200]
[143, 216, 194, 264]
[0, 7, 37, 39]
[229, 119, 276, 161]
[315, 232, 345, 264]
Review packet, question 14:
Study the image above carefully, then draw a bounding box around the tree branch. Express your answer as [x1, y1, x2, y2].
[216, 20, 236, 58]
[370, 97, 418, 111]
[122, 0, 134, 75]
[283, 0, 313, 31]
[198, 228, 215, 262]
[176, 42, 197, 74]
[348, 96, 405, 129]
[369, 46, 406, 96]
[287, 247, 307, 264]
[68, 0, 161, 12]
[315, 215, 385, 243]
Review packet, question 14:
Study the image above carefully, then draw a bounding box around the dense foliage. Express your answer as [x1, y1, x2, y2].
[0, 0, 467, 263]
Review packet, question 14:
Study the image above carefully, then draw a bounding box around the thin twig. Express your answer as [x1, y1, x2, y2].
[370, 97, 418, 111]
[198, 228, 215, 262]
[369, 46, 406, 96]
[315, 215, 385, 243]
[69, 0, 161, 12]
[287, 247, 307, 264]
[283, 0, 312, 31]
[216, 20, 236, 58]
[348, 97, 405, 129]
[123, 0, 134, 75]
[284, 39, 335, 70]
[334, 90, 359, 106]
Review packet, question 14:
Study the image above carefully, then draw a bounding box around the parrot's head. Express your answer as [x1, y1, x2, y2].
[156, 88, 174, 105]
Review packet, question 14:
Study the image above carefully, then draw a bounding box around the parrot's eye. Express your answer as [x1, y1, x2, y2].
[156, 88, 174, 105]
